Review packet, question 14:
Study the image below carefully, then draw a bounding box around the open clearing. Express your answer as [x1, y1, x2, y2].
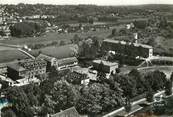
[0, 46, 14, 51]
[0, 29, 112, 45]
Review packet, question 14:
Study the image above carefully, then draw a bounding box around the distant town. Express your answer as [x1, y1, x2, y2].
[0, 3, 173, 117]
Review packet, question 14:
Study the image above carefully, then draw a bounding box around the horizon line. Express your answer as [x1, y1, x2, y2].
[1, 3, 173, 6]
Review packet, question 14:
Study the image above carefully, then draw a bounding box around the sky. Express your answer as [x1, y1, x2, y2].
[1, 0, 173, 5]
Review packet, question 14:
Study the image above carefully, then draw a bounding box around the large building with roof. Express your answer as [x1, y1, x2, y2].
[92, 60, 119, 74]
[37, 54, 78, 71]
[37, 53, 57, 71]
[56, 57, 78, 71]
[7, 59, 47, 81]
[102, 39, 153, 58]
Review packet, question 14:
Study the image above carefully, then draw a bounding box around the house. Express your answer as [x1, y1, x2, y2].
[92, 60, 119, 74]
[50, 107, 80, 117]
[7, 59, 47, 81]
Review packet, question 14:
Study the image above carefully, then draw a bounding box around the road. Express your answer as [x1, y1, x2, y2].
[103, 90, 165, 117]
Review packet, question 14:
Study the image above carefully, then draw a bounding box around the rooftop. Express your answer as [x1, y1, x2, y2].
[103, 39, 153, 49]
[37, 53, 55, 62]
[51, 107, 80, 117]
[93, 60, 118, 66]
[57, 57, 78, 66]
[7, 59, 46, 71]
[7, 63, 25, 72]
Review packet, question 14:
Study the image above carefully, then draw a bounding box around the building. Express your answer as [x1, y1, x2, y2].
[50, 107, 80, 117]
[57, 57, 78, 71]
[7, 59, 47, 81]
[102, 39, 153, 58]
[37, 53, 78, 71]
[92, 60, 119, 74]
[37, 54, 57, 71]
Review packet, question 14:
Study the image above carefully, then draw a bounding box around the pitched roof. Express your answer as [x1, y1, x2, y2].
[7, 63, 26, 72]
[51, 107, 80, 117]
[37, 54, 55, 62]
[57, 57, 78, 66]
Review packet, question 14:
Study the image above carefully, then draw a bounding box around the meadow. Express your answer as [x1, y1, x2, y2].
[0, 29, 112, 45]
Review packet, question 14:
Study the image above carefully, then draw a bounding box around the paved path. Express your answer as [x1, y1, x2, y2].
[103, 90, 165, 117]
[18, 48, 35, 59]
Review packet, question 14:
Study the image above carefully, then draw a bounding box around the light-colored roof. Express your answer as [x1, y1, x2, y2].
[51, 107, 80, 117]
[93, 60, 118, 66]
[103, 39, 153, 49]
[57, 57, 78, 66]
[150, 56, 173, 62]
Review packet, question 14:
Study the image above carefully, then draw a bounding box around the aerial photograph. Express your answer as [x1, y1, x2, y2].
[0, 0, 173, 117]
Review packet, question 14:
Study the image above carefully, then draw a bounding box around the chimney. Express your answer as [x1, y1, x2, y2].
[133, 33, 138, 43]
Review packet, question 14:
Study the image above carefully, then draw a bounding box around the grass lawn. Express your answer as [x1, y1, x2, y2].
[0, 29, 112, 45]
[0, 50, 29, 63]
[155, 37, 173, 55]
[0, 46, 14, 51]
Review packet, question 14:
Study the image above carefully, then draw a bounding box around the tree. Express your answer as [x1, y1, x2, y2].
[77, 83, 123, 115]
[41, 95, 56, 115]
[6, 87, 33, 117]
[0, 31, 6, 36]
[51, 80, 80, 112]
[88, 18, 94, 24]
[111, 28, 116, 36]
[71, 34, 82, 44]
[10, 22, 45, 37]
[1, 109, 17, 117]
[146, 88, 154, 102]
[115, 75, 137, 98]
[124, 97, 132, 112]
[128, 69, 146, 95]
[59, 40, 66, 46]
[165, 79, 172, 96]
[170, 72, 173, 82]
[144, 70, 166, 92]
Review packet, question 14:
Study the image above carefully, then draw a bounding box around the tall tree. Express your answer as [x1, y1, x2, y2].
[51, 80, 80, 112]
[165, 79, 172, 96]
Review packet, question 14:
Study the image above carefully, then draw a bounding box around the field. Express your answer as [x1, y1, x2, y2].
[0, 46, 14, 51]
[0, 29, 112, 45]
[0, 49, 29, 63]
